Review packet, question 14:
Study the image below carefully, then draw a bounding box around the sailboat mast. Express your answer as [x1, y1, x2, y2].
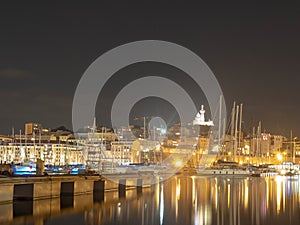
[143, 116, 146, 139]
[256, 121, 261, 165]
[19, 129, 22, 162]
[230, 102, 236, 160]
[252, 126, 255, 164]
[234, 105, 239, 162]
[218, 95, 222, 152]
[39, 130, 41, 159]
[25, 132, 27, 161]
[222, 118, 226, 158]
[238, 104, 243, 154]
[33, 131, 36, 162]
[290, 130, 293, 163]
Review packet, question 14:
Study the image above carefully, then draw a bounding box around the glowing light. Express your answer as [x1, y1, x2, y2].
[283, 179, 286, 212]
[266, 181, 269, 210]
[275, 176, 282, 214]
[175, 161, 183, 167]
[227, 184, 230, 208]
[280, 169, 287, 175]
[176, 179, 181, 200]
[214, 182, 218, 210]
[244, 183, 248, 209]
[192, 176, 195, 205]
[160, 184, 164, 225]
[277, 153, 283, 161]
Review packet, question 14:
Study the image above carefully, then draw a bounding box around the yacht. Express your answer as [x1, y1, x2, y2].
[197, 161, 250, 177]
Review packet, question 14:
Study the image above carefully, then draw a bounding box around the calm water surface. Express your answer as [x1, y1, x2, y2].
[1, 175, 300, 225]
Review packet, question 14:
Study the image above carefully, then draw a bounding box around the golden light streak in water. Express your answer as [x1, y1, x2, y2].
[298, 177, 300, 204]
[266, 179, 269, 210]
[213, 178, 218, 210]
[194, 204, 212, 225]
[159, 184, 164, 225]
[227, 183, 231, 209]
[244, 180, 248, 210]
[205, 205, 212, 225]
[200, 206, 204, 225]
[275, 176, 283, 214]
[176, 179, 181, 201]
[282, 178, 286, 212]
[117, 202, 121, 217]
[194, 186, 199, 225]
[175, 178, 181, 221]
[156, 182, 160, 209]
[192, 176, 195, 205]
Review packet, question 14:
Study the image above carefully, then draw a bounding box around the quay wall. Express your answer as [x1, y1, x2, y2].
[0, 174, 157, 204]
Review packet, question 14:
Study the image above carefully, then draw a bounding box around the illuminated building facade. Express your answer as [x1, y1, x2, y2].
[0, 141, 83, 165]
[111, 141, 133, 164]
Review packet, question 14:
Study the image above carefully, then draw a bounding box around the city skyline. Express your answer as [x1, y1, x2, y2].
[0, 2, 299, 136]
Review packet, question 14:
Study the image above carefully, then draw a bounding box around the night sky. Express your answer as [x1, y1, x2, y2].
[0, 2, 299, 137]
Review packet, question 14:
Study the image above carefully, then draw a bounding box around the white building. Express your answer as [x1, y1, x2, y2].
[0, 142, 83, 165]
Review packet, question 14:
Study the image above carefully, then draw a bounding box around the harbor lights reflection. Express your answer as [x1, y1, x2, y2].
[275, 176, 283, 214]
[1, 176, 300, 225]
[193, 178, 212, 225]
[160, 184, 164, 225]
[244, 179, 249, 210]
[175, 178, 181, 221]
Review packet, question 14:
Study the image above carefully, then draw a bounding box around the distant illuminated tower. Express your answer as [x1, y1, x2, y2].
[193, 105, 214, 127]
[193, 105, 214, 155]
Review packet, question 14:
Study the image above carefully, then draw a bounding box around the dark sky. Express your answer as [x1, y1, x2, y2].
[0, 2, 299, 137]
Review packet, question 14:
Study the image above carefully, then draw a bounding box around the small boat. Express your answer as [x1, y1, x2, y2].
[13, 162, 36, 175]
[197, 160, 250, 177]
[250, 165, 278, 177]
[197, 167, 250, 176]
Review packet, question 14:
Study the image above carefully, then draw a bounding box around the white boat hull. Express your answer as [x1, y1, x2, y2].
[197, 168, 250, 176]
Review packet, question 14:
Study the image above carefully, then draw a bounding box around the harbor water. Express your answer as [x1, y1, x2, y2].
[0, 175, 300, 225]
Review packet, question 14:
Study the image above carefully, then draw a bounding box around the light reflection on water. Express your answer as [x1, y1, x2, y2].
[1, 176, 300, 225]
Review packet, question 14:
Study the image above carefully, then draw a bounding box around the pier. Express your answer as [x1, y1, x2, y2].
[0, 174, 156, 204]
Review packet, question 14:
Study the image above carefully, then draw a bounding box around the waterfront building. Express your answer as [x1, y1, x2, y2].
[25, 123, 46, 135]
[0, 141, 83, 165]
[111, 141, 133, 164]
[295, 141, 300, 157]
[1, 121, 298, 167]
[260, 133, 271, 156]
[271, 135, 284, 152]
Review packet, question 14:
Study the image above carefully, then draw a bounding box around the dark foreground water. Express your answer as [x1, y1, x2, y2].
[1, 175, 300, 225]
